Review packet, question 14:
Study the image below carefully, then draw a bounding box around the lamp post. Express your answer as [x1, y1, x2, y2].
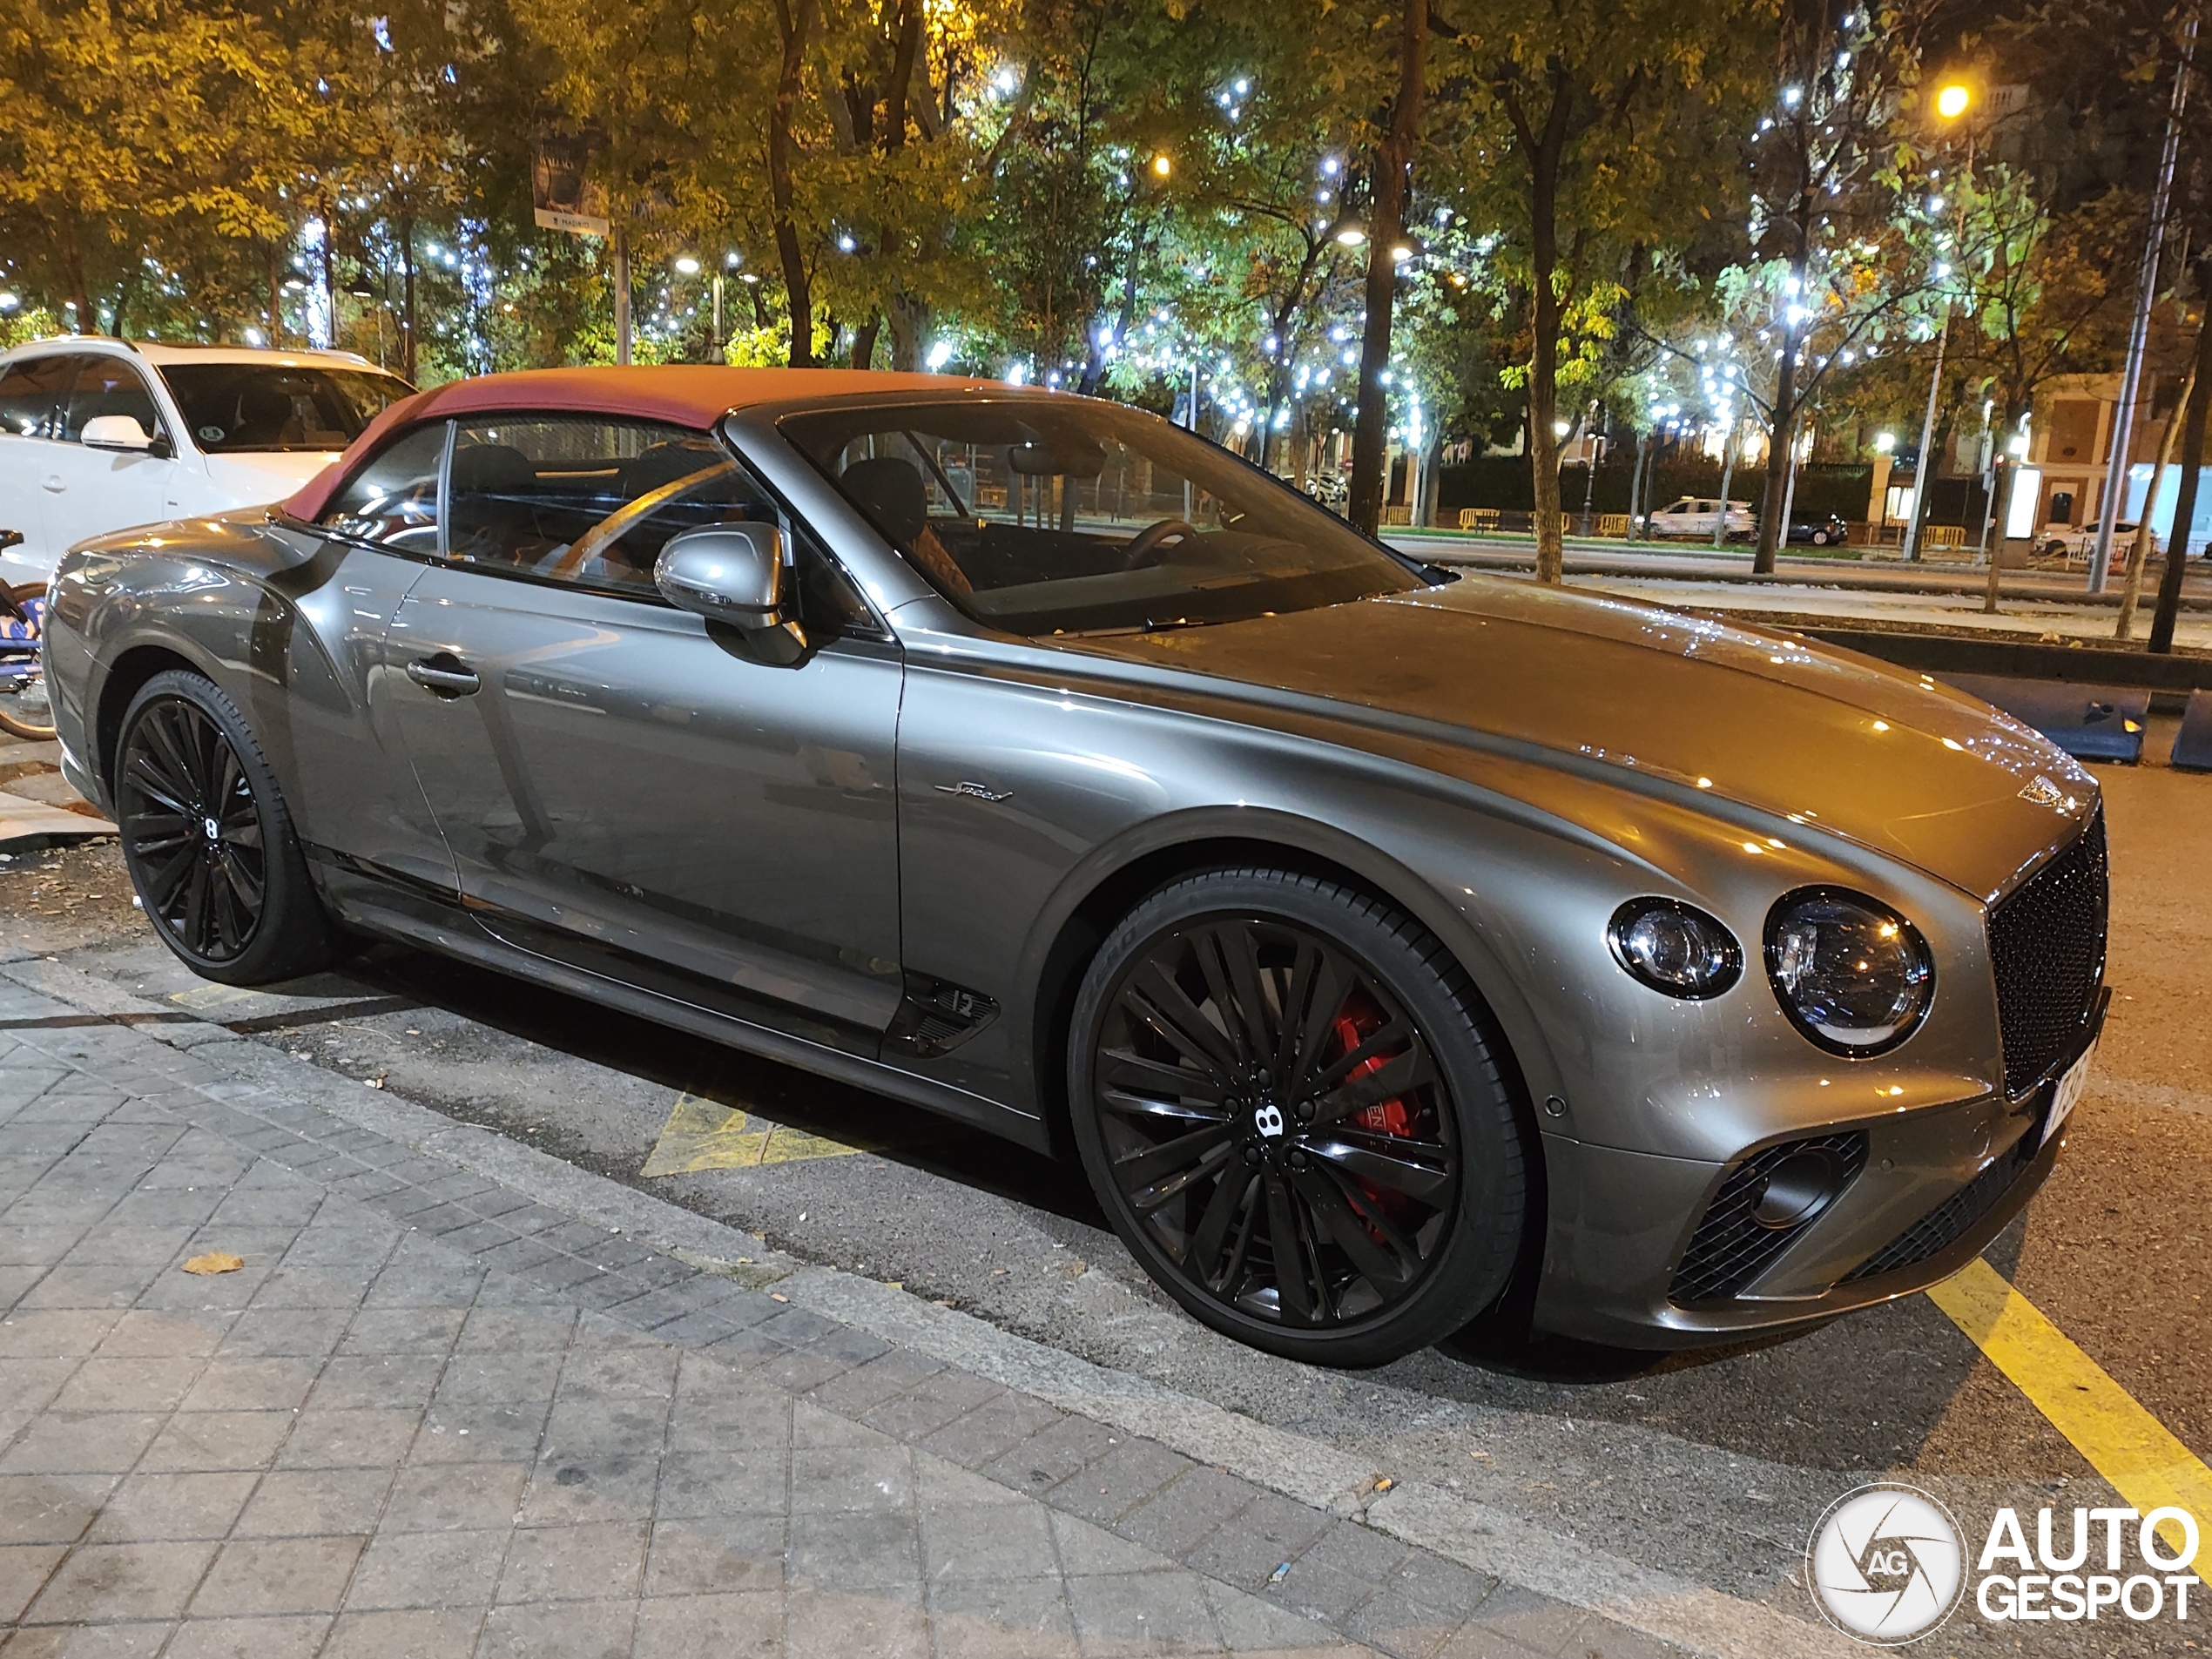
[2088, 14, 2197, 592]
[1903, 83, 1973, 563]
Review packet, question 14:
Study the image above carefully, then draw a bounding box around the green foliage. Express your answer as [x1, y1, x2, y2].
[0, 0, 2169, 507]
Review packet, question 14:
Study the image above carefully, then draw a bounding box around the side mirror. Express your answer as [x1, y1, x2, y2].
[82, 415, 167, 456]
[0, 529, 21, 553]
[655, 523, 809, 664]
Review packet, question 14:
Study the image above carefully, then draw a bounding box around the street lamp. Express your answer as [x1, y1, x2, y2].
[1150, 153, 1172, 179]
[1902, 82, 1974, 563]
[673, 256, 701, 275]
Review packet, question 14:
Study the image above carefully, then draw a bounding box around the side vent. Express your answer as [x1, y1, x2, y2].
[1668, 1132, 1869, 1305]
[885, 974, 1000, 1058]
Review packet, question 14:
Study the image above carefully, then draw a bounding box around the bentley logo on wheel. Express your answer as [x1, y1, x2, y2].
[1806, 1483, 1966, 1645]
[1251, 1103, 1285, 1138]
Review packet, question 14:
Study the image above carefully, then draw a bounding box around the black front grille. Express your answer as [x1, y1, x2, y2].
[1988, 812, 2108, 1098]
[1842, 1127, 2041, 1283]
[1669, 1132, 1869, 1305]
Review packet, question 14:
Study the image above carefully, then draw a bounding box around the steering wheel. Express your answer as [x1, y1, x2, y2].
[1119, 517, 1200, 570]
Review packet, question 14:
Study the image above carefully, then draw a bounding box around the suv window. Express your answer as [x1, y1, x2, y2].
[158, 363, 407, 452]
[319, 423, 447, 552]
[0, 355, 84, 440]
[61, 359, 163, 443]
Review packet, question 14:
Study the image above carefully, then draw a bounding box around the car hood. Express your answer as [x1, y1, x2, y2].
[1064, 575, 2095, 903]
[199, 450, 341, 509]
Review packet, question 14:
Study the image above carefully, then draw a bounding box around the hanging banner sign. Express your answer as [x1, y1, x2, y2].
[532, 127, 610, 237]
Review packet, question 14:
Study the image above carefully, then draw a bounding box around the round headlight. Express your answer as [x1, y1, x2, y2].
[1764, 889, 1932, 1055]
[1607, 899, 1743, 1000]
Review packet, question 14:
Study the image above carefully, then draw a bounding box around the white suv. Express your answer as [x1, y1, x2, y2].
[0, 339, 412, 583]
[1640, 496, 1753, 540]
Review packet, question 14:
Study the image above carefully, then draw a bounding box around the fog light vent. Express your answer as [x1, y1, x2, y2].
[1669, 1131, 1869, 1305]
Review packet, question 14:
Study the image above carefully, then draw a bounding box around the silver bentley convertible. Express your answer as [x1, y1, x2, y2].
[42, 367, 2108, 1366]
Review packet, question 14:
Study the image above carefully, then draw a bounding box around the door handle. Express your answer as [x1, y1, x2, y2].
[40, 474, 64, 493]
[406, 656, 481, 698]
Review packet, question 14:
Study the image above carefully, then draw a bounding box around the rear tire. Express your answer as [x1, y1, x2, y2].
[114, 670, 335, 985]
[1068, 867, 1527, 1367]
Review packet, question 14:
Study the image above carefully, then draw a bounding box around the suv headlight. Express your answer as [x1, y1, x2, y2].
[1764, 889, 1933, 1055]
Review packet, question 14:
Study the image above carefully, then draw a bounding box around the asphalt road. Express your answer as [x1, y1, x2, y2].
[6, 725, 2209, 1657]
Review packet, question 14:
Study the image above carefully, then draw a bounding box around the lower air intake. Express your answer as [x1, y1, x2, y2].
[1669, 1132, 1869, 1305]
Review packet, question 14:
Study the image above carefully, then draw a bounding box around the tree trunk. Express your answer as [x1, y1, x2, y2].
[849, 316, 880, 370]
[1756, 309, 1802, 572]
[2148, 306, 2212, 655]
[2115, 361, 2191, 640]
[266, 244, 285, 348]
[1513, 72, 1576, 584]
[397, 209, 419, 382]
[1349, 0, 1426, 537]
[321, 199, 339, 350]
[887, 293, 927, 371]
[63, 219, 92, 334]
[771, 0, 819, 368]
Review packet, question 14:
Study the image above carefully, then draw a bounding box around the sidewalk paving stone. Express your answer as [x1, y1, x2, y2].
[0, 968, 1692, 1659]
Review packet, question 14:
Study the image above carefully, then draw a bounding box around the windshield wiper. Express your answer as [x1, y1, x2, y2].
[1055, 615, 1221, 638]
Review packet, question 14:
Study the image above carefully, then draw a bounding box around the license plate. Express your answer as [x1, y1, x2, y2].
[2042, 1042, 2097, 1148]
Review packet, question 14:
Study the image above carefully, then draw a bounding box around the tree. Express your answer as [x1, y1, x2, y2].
[1344, 0, 1424, 536]
[0, 0, 317, 336]
[1432, 0, 1771, 581]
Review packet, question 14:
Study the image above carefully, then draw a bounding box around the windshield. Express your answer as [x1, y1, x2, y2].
[158, 363, 412, 454]
[779, 398, 1422, 635]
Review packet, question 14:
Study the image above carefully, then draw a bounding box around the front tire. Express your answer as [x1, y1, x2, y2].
[1068, 867, 1527, 1366]
[114, 670, 334, 985]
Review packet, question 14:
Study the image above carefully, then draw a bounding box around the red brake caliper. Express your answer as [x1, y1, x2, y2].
[1332, 994, 1413, 1136]
[1328, 992, 1419, 1231]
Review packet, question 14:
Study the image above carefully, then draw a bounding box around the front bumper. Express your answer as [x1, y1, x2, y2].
[1530, 1002, 2099, 1349]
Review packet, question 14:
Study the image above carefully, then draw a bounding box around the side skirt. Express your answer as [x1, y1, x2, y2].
[305, 848, 1053, 1155]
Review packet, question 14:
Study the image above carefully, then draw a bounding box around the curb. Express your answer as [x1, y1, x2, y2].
[1393, 537, 2212, 610]
[1710, 620, 2212, 709]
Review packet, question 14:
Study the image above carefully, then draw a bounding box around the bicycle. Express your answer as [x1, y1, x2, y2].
[0, 530, 55, 742]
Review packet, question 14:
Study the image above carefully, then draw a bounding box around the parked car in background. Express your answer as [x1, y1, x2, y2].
[0, 338, 411, 583]
[1640, 497, 1752, 540]
[2034, 520, 2163, 560]
[1786, 511, 1852, 547]
[44, 366, 2110, 1367]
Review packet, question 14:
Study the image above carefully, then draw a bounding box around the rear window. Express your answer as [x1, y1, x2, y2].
[159, 363, 411, 453]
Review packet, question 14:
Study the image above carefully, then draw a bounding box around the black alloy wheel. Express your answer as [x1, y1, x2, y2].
[1069, 868, 1526, 1366]
[116, 671, 334, 984]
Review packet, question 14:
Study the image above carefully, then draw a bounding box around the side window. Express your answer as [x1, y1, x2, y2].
[320, 423, 447, 553]
[447, 416, 774, 599]
[0, 356, 83, 440]
[60, 360, 162, 443]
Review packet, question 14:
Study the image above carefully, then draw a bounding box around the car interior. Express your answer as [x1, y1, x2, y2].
[445, 427, 774, 596]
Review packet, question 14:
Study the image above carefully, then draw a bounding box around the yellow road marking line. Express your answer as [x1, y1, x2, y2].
[640, 1091, 863, 1177]
[1928, 1258, 2212, 1561]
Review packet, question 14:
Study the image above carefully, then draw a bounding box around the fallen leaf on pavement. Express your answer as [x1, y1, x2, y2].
[181, 1252, 243, 1276]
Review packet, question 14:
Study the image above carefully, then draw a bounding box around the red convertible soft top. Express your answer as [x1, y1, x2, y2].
[283, 365, 1001, 523]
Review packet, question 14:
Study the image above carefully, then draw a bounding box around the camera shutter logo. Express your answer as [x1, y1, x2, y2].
[1806, 1484, 1966, 1644]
